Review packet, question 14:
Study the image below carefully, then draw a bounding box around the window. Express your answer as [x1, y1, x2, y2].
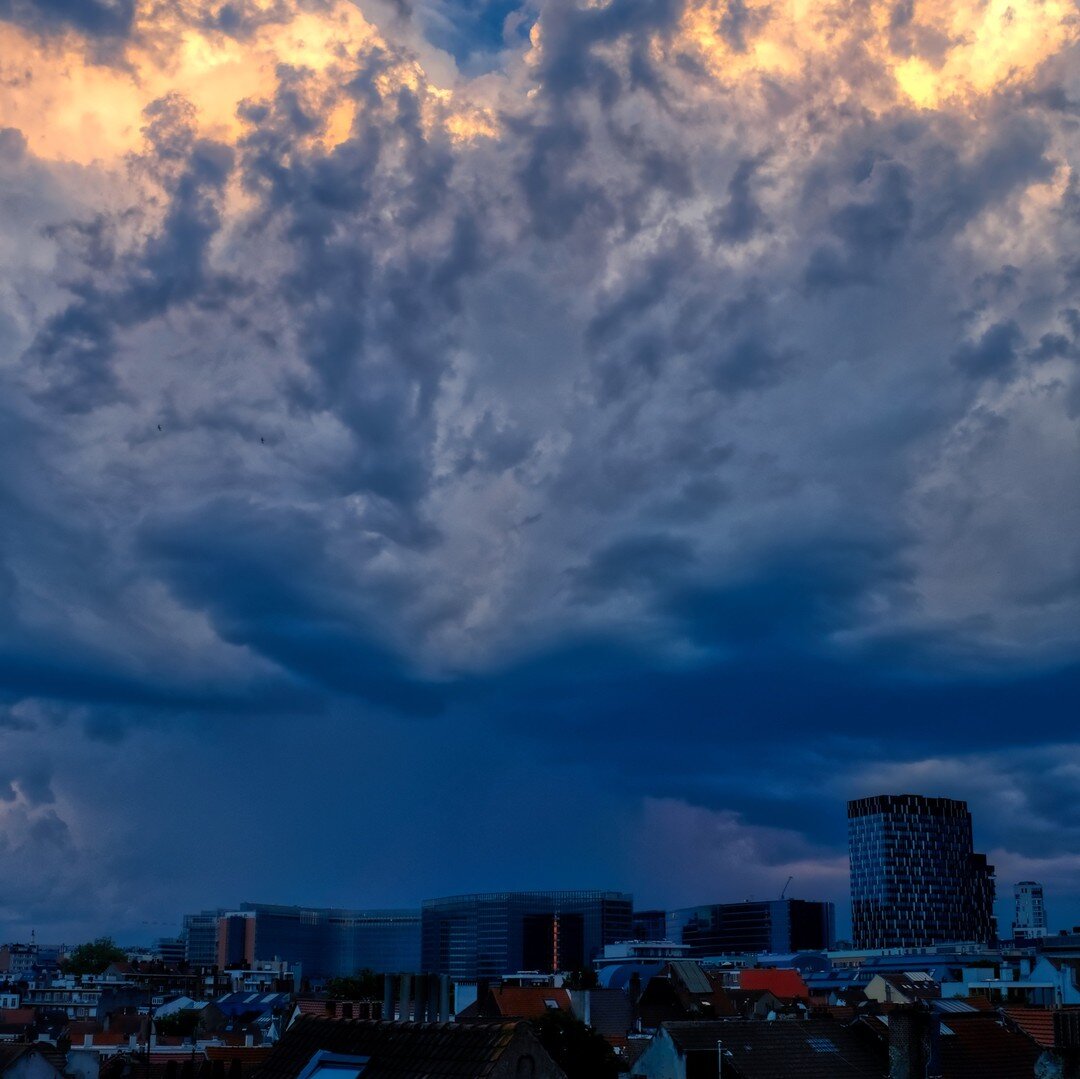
[296, 1051, 370, 1079]
[806, 1036, 839, 1053]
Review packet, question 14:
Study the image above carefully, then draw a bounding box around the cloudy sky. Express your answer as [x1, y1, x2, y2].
[1, 0, 1080, 944]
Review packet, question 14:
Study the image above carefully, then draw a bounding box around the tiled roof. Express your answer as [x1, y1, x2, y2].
[938, 1014, 1040, 1079]
[810, 1004, 855, 1022]
[739, 969, 810, 1001]
[254, 1016, 554, 1079]
[91, 1033, 130, 1046]
[204, 1046, 273, 1071]
[574, 989, 632, 1035]
[667, 962, 713, 996]
[109, 1014, 146, 1036]
[1003, 1005, 1056, 1048]
[569, 990, 633, 1048]
[664, 1019, 881, 1078]
[0, 1010, 35, 1026]
[0, 1044, 65, 1076]
[102, 1054, 247, 1079]
[294, 999, 378, 1020]
[465, 987, 571, 1020]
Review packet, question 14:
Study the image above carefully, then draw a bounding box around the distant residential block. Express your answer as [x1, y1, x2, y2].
[1013, 881, 1049, 940]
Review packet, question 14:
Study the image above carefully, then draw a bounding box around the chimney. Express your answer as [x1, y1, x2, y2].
[382, 974, 395, 1023]
[244, 1033, 253, 1048]
[413, 975, 427, 1023]
[427, 975, 439, 1022]
[83, 1034, 93, 1048]
[438, 976, 450, 1024]
[888, 1006, 941, 1079]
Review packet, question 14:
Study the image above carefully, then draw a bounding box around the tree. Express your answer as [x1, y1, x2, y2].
[563, 969, 598, 990]
[62, 938, 127, 976]
[154, 1010, 203, 1039]
[324, 970, 382, 999]
[531, 1010, 619, 1079]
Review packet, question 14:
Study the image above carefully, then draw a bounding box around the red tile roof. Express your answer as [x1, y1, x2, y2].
[1003, 1005, 1057, 1048]
[939, 1014, 1040, 1079]
[87, 1032, 128, 1046]
[478, 987, 572, 1020]
[739, 968, 811, 1001]
[0, 1009, 35, 1026]
[204, 1048, 273, 1064]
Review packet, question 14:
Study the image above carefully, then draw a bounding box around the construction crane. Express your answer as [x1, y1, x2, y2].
[780, 875, 793, 900]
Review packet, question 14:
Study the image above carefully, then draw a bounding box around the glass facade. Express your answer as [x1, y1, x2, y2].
[183, 909, 227, 967]
[667, 899, 835, 956]
[848, 794, 996, 949]
[631, 909, 668, 941]
[420, 891, 633, 979]
[239, 904, 421, 978]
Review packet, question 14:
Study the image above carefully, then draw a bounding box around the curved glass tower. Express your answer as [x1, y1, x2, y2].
[848, 794, 996, 949]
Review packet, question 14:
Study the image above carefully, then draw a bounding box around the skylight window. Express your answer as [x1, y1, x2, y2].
[807, 1036, 839, 1053]
[296, 1050, 370, 1079]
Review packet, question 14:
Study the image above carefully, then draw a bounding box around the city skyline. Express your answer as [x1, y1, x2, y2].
[1, 791, 1063, 950]
[1, 0, 1080, 946]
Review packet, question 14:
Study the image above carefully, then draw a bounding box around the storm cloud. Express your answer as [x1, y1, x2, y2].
[1, 0, 1080, 937]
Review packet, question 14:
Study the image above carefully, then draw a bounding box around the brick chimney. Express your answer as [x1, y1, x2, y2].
[888, 1006, 941, 1079]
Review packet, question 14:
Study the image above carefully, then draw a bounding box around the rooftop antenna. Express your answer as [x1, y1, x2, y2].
[780, 876, 793, 900]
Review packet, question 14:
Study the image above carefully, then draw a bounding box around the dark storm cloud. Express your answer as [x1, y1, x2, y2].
[804, 160, 913, 290]
[234, 64, 484, 521]
[139, 497, 444, 716]
[951, 320, 1024, 381]
[25, 96, 235, 411]
[567, 532, 697, 602]
[0, 0, 135, 37]
[710, 156, 769, 243]
[531, 0, 685, 100]
[3, 1, 1080, 936]
[915, 113, 1054, 237]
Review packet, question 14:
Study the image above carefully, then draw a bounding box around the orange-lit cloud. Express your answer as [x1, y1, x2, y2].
[675, 0, 1077, 109]
[0, 0, 495, 165]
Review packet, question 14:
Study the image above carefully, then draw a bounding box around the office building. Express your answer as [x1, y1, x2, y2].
[155, 937, 187, 965]
[848, 794, 996, 949]
[231, 904, 421, 978]
[1013, 881, 1049, 940]
[666, 899, 835, 956]
[632, 909, 667, 941]
[183, 904, 421, 978]
[183, 909, 227, 967]
[420, 891, 633, 979]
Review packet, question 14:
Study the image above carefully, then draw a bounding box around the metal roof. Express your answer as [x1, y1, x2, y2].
[668, 961, 714, 996]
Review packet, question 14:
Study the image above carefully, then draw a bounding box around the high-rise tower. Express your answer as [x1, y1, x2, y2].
[848, 794, 996, 949]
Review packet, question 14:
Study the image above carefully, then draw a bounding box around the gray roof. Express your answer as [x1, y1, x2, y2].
[668, 961, 713, 995]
